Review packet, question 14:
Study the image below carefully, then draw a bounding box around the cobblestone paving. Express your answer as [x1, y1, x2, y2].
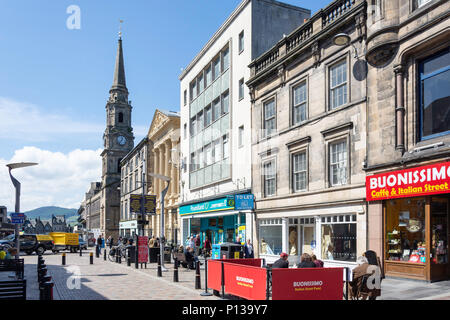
[22, 249, 219, 300]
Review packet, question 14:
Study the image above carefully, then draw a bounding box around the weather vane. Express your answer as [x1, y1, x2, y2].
[119, 19, 124, 39]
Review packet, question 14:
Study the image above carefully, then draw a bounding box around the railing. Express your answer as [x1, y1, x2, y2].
[286, 23, 313, 53]
[322, 0, 356, 28]
[255, 49, 280, 75]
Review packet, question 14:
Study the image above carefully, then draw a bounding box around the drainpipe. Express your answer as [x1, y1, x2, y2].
[394, 64, 405, 154]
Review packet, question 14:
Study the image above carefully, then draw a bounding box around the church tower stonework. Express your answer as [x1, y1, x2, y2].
[100, 35, 134, 238]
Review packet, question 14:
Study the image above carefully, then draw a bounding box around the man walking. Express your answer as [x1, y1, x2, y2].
[96, 234, 103, 256]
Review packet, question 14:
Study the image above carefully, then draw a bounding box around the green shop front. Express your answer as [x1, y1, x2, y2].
[180, 193, 254, 246]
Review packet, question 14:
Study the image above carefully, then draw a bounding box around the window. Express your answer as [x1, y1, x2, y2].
[222, 135, 229, 160]
[190, 153, 195, 172]
[190, 117, 196, 136]
[292, 82, 307, 125]
[212, 98, 221, 122]
[263, 99, 276, 136]
[184, 90, 187, 106]
[205, 144, 212, 166]
[263, 160, 276, 197]
[329, 60, 348, 110]
[222, 47, 230, 71]
[118, 112, 124, 123]
[197, 111, 204, 132]
[239, 31, 244, 53]
[213, 139, 221, 163]
[321, 215, 357, 262]
[206, 66, 212, 87]
[329, 140, 348, 186]
[198, 148, 204, 169]
[259, 219, 282, 255]
[238, 126, 244, 148]
[292, 152, 307, 192]
[198, 73, 204, 94]
[414, 0, 432, 10]
[213, 56, 221, 81]
[239, 78, 244, 100]
[222, 92, 229, 115]
[191, 80, 197, 100]
[183, 123, 187, 139]
[419, 49, 450, 140]
[205, 105, 212, 127]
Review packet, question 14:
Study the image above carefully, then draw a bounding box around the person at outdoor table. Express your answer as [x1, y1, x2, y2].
[297, 253, 316, 268]
[311, 254, 324, 267]
[5, 248, 17, 260]
[349, 251, 382, 300]
[272, 252, 289, 268]
[244, 239, 254, 258]
[184, 246, 196, 269]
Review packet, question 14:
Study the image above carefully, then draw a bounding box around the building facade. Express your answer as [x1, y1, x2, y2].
[147, 110, 180, 244]
[365, 0, 449, 281]
[84, 182, 102, 238]
[119, 137, 151, 238]
[179, 0, 311, 248]
[248, 0, 368, 268]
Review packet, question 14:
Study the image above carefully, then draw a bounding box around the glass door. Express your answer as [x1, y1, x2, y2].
[431, 196, 449, 281]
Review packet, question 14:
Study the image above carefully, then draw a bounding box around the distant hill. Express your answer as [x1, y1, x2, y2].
[9, 206, 78, 221]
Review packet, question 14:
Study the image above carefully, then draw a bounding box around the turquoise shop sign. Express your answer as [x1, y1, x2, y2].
[180, 196, 235, 216]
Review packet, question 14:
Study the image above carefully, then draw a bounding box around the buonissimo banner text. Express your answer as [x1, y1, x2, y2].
[366, 162, 450, 201]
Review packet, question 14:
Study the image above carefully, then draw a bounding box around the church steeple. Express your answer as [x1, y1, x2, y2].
[111, 36, 127, 92]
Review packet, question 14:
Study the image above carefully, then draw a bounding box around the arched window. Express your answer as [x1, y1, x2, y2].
[118, 112, 124, 123]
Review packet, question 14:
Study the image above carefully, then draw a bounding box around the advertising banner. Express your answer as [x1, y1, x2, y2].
[207, 260, 223, 292]
[137, 236, 148, 263]
[130, 195, 156, 214]
[366, 162, 450, 201]
[180, 197, 234, 216]
[271, 268, 344, 300]
[223, 263, 267, 300]
[221, 259, 262, 267]
[234, 194, 254, 210]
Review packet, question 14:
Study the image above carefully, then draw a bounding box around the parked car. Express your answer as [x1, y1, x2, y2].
[0, 234, 54, 255]
[78, 235, 87, 250]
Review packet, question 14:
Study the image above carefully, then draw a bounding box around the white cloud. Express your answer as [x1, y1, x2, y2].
[0, 96, 104, 142]
[0, 146, 102, 212]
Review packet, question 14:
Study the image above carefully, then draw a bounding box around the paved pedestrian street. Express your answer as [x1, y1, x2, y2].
[24, 249, 219, 300]
[20, 249, 450, 300]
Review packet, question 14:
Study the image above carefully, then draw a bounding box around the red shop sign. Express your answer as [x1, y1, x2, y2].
[271, 268, 344, 300]
[137, 236, 148, 263]
[366, 161, 450, 201]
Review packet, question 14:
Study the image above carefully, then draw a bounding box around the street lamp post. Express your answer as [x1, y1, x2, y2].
[6, 162, 38, 259]
[149, 173, 170, 272]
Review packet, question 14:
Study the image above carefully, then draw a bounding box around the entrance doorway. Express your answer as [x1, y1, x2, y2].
[431, 196, 449, 280]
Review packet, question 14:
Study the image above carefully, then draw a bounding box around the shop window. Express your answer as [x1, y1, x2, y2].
[418, 49, 450, 140]
[431, 197, 448, 264]
[386, 198, 426, 263]
[289, 226, 298, 256]
[259, 221, 282, 255]
[321, 216, 357, 262]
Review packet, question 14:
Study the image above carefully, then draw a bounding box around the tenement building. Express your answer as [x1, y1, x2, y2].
[179, 0, 311, 248]
[247, 0, 368, 268]
[147, 109, 181, 245]
[119, 137, 152, 238]
[365, 0, 449, 281]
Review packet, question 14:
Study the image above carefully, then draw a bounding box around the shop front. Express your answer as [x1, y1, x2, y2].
[367, 161, 450, 281]
[119, 220, 138, 238]
[180, 193, 254, 247]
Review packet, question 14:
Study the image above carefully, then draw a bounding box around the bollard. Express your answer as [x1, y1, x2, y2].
[79, 246, 82, 257]
[200, 257, 212, 296]
[173, 257, 179, 282]
[90, 252, 93, 265]
[195, 261, 201, 290]
[116, 252, 119, 263]
[157, 254, 162, 277]
[38, 267, 47, 283]
[135, 246, 138, 269]
[62, 253, 66, 266]
[40, 281, 54, 300]
[104, 249, 107, 261]
[118, 254, 121, 264]
[96, 247, 99, 258]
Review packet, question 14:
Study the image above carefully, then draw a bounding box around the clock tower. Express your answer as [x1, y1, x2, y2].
[100, 34, 134, 238]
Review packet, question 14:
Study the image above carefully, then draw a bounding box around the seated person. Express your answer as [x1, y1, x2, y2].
[272, 253, 289, 268]
[184, 246, 197, 269]
[311, 254, 324, 268]
[349, 251, 381, 300]
[298, 253, 316, 268]
[5, 248, 17, 260]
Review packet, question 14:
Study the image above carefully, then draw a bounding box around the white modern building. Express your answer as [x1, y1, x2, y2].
[179, 0, 310, 247]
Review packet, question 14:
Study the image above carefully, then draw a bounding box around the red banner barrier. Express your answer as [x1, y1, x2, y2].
[137, 236, 148, 263]
[272, 268, 344, 300]
[207, 260, 223, 292]
[218, 258, 262, 267]
[223, 263, 267, 300]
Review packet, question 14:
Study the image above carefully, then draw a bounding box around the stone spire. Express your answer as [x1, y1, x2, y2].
[111, 35, 127, 92]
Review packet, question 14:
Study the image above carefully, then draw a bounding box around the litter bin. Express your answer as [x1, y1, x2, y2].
[127, 245, 136, 263]
[149, 247, 159, 263]
[164, 246, 171, 263]
[220, 242, 243, 259]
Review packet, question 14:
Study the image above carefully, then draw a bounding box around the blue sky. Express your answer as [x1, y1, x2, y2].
[0, 0, 332, 211]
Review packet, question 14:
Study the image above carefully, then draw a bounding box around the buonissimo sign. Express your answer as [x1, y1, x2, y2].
[366, 162, 450, 201]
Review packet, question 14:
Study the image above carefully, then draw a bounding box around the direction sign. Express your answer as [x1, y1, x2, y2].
[10, 213, 25, 224]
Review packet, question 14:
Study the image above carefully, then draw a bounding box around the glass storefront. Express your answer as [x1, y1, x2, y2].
[259, 219, 282, 255]
[321, 215, 357, 262]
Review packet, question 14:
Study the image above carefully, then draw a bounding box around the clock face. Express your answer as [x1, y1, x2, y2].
[117, 136, 127, 145]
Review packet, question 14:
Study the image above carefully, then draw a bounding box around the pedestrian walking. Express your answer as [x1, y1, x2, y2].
[96, 235, 103, 256]
[194, 234, 201, 256]
[244, 239, 254, 258]
[203, 236, 212, 257]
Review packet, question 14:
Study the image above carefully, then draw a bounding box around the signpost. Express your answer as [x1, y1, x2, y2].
[129, 195, 156, 215]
